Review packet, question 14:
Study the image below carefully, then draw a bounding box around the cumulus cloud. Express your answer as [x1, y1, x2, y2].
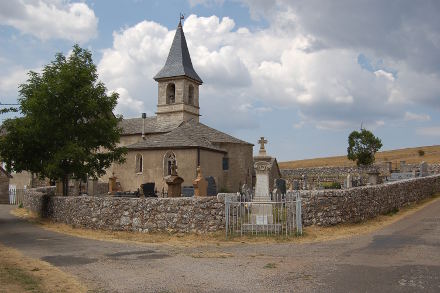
[0, 0, 98, 42]
[113, 87, 146, 117]
[0, 67, 28, 95]
[98, 8, 440, 132]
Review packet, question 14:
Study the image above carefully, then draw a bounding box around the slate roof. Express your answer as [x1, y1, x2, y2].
[119, 117, 181, 135]
[124, 119, 252, 152]
[154, 21, 203, 84]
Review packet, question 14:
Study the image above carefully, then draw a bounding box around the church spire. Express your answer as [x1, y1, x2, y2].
[154, 16, 203, 84]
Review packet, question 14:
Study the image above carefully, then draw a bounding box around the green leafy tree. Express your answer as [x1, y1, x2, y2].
[347, 128, 383, 166]
[0, 45, 126, 195]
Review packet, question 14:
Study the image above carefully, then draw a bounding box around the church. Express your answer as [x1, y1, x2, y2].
[101, 19, 254, 194]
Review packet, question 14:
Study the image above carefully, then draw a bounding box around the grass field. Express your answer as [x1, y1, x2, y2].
[279, 145, 440, 169]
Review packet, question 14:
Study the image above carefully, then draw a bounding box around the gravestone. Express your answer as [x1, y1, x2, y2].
[241, 183, 252, 201]
[302, 174, 308, 190]
[293, 180, 300, 190]
[367, 171, 381, 185]
[72, 180, 80, 196]
[385, 161, 392, 173]
[87, 179, 98, 196]
[346, 174, 353, 188]
[420, 161, 428, 177]
[193, 166, 208, 196]
[141, 182, 156, 197]
[205, 176, 217, 196]
[400, 161, 409, 172]
[275, 178, 286, 195]
[55, 180, 63, 196]
[182, 186, 194, 197]
[164, 161, 184, 197]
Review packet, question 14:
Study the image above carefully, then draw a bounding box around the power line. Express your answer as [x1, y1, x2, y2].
[0, 103, 19, 106]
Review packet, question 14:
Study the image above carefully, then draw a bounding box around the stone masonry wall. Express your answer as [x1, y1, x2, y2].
[281, 163, 439, 180]
[299, 174, 440, 226]
[23, 190, 224, 233]
[22, 175, 440, 232]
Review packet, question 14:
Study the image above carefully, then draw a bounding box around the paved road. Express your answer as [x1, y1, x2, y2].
[0, 200, 439, 292]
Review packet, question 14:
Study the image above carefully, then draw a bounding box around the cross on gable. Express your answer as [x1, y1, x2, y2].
[258, 137, 268, 150]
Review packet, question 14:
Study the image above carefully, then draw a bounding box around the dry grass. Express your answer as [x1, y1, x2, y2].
[0, 243, 87, 293]
[279, 144, 440, 169]
[11, 194, 440, 247]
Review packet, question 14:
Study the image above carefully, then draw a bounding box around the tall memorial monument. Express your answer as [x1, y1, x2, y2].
[252, 137, 274, 225]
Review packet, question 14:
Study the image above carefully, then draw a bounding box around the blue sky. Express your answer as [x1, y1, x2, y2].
[1, 0, 439, 161]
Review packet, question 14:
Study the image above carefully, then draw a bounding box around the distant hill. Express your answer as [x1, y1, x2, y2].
[279, 145, 440, 169]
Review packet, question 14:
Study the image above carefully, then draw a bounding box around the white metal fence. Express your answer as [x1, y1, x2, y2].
[225, 191, 302, 238]
[9, 189, 25, 205]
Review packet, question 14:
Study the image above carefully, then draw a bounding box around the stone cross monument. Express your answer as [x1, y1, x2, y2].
[252, 160, 273, 225]
[258, 137, 268, 156]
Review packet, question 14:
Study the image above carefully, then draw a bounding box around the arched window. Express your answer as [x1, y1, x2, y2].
[135, 154, 143, 173]
[188, 84, 194, 105]
[163, 151, 176, 176]
[166, 83, 175, 104]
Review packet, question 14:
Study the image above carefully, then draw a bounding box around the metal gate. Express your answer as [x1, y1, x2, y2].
[9, 189, 25, 205]
[225, 191, 302, 238]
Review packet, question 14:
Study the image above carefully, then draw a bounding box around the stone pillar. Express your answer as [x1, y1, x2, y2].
[55, 180, 63, 196]
[87, 179, 98, 196]
[420, 161, 428, 177]
[193, 166, 208, 197]
[108, 176, 117, 193]
[346, 174, 353, 188]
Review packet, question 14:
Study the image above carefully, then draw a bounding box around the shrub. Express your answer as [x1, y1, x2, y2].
[418, 149, 425, 156]
[322, 182, 341, 189]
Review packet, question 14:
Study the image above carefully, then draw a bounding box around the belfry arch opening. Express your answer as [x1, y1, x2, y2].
[166, 83, 175, 104]
[188, 84, 194, 105]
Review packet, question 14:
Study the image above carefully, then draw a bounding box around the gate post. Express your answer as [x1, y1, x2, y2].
[296, 192, 303, 235]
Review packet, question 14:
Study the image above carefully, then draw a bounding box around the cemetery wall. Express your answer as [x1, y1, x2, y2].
[22, 175, 440, 232]
[23, 190, 224, 233]
[281, 163, 439, 180]
[299, 174, 440, 226]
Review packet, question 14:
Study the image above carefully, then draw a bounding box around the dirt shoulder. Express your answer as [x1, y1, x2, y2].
[0, 243, 87, 293]
[12, 193, 440, 247]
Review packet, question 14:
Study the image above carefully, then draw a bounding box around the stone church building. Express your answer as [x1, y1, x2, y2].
[102, 20, 253, 194]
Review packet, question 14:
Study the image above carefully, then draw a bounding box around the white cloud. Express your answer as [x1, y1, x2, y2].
[404, 112, 431, 122]
[0, 0, 98, 43]
[113, 87, 146, 117]
[417, 127, 440, 137]
[98, 11, 440, 132]
[0, 67, 28, 96]
[374, 70, 395, 82]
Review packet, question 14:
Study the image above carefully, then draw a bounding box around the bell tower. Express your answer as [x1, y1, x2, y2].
[154, 16, 203, 124]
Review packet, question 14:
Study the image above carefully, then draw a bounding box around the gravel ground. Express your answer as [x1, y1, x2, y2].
[0, 199, 439, 292]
